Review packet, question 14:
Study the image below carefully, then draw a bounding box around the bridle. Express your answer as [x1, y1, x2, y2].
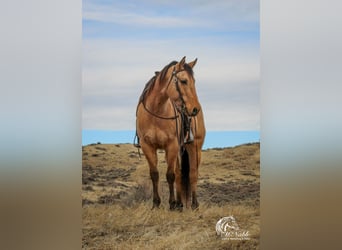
[172, 67, 201, 117]
[169, 67, 200, 164]
[169, 67, 188, 115]
[143, 66, 200, 119]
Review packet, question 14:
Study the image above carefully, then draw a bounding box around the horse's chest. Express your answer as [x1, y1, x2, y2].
[144, 127, 174, 147]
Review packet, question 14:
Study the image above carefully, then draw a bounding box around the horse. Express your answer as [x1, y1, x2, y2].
[135, 56, 205, 210]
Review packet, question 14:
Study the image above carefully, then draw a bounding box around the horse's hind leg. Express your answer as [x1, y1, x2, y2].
[141, 144, 160, 209]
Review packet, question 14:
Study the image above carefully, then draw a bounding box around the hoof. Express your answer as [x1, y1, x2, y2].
[151, 199, 161, 210]
[175, 202, 183, 212]
[151, 204, 160, 210]
[191, 202, 199, 211]
[169, 201, 177, 211]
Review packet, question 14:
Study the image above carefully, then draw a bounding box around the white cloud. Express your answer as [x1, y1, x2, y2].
[203, 107, 260, 130]
[83, 38, 259, 130]
[82, 1, 259, 130]
[83, 0, 259, 30]
[84, 7, 197, 28]
[83, 105, 136, 130]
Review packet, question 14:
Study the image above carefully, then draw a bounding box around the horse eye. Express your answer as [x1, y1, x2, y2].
[180, 79, 187, 85]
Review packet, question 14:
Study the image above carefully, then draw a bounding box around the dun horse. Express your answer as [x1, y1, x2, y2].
[135, 56, 205, 210]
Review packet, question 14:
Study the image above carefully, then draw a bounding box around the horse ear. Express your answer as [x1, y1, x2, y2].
[188, 58, 197, 68]
[180, 56, 186, 65]
[155, 71, 160, 76]
[175, 56, 186, 70]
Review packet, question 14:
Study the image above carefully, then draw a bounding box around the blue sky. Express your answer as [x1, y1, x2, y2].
[83, 0, 259, 131]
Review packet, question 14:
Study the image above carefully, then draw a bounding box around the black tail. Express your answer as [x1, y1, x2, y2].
[181, 148, 191, 204]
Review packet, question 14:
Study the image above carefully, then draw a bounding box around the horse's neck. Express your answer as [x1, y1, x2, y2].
[146, 79, 171, 113]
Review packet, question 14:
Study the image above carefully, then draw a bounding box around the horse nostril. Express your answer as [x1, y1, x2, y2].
[192, 107, 198, 116]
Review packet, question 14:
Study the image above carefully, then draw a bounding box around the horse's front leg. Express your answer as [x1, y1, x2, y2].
[174, 156, 183, 211]
[141, 143, 160, 209]
[165, 141, 178, 210]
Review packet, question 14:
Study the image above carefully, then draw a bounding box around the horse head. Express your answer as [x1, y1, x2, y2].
[166, 56, 201, 117]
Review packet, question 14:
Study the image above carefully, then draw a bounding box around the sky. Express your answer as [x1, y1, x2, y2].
[82, 0, 259, 131]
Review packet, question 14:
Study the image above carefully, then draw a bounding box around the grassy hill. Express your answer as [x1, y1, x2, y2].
[82, 143, 260, 249]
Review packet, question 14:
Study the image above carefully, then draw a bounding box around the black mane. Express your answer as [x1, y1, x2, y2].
[138, 61, 177, 103]
[138, 74, 157, 104]
[160, 61, 177, 81]
[138, 60, 194, 104]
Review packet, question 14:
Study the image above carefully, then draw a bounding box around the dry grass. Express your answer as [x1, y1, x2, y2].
[82, 143, 260, 249]
[83, 203, 259, 250]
